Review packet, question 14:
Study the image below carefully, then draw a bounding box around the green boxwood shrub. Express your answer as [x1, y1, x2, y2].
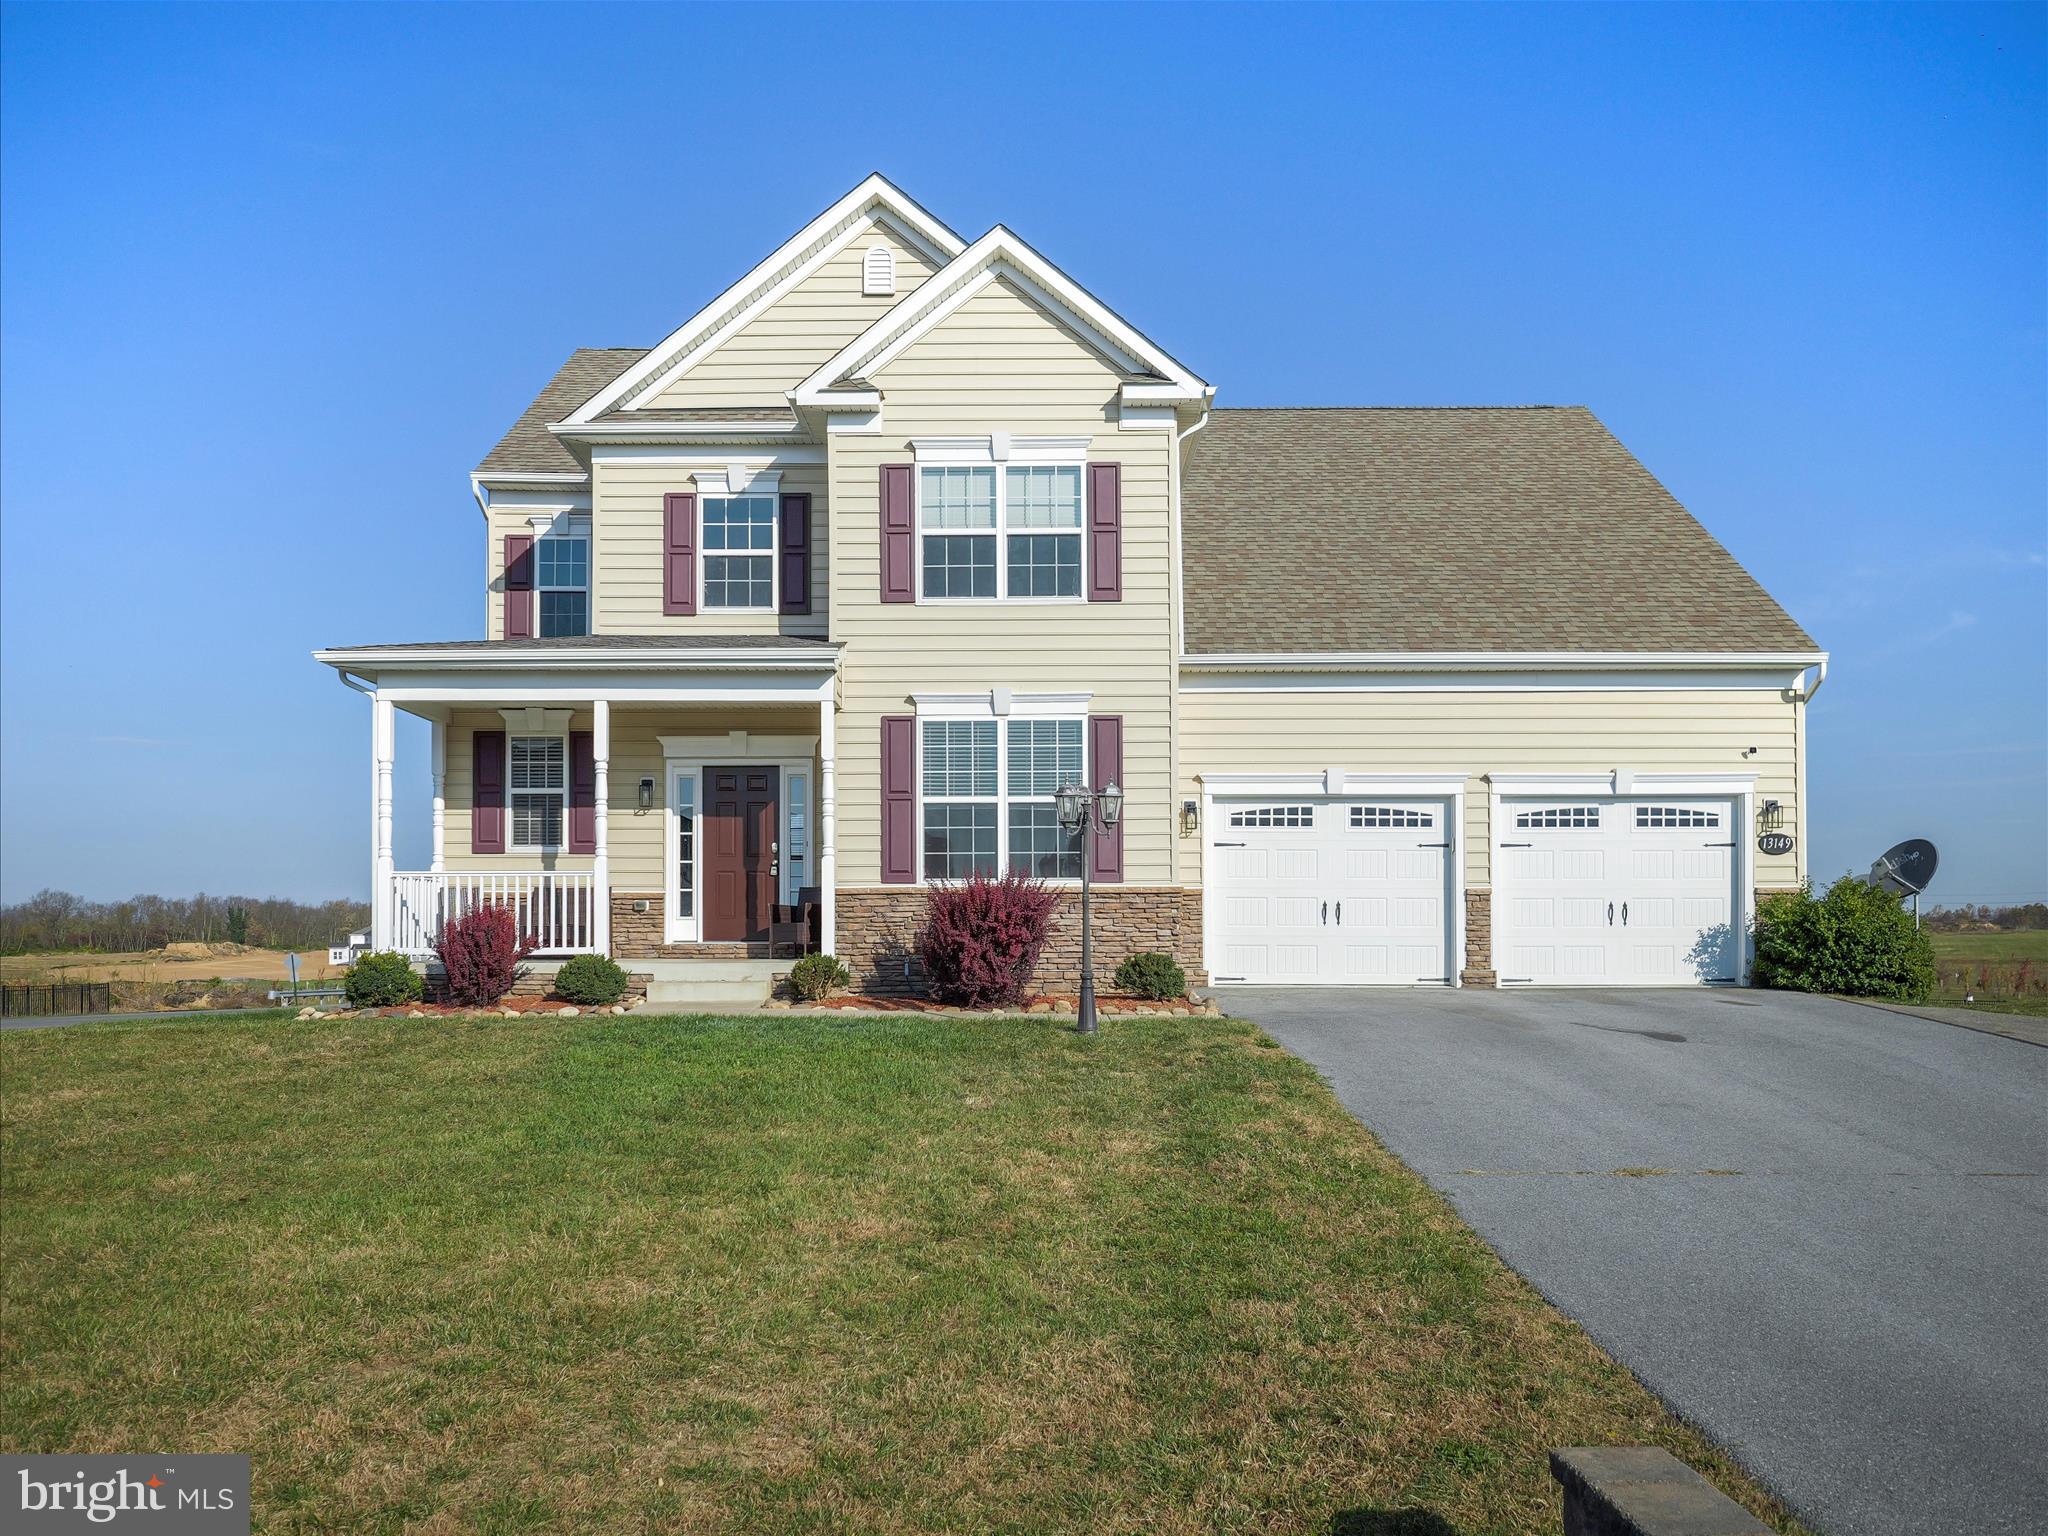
[344, 951, 423, 1008]
[1753, 877, 1937, 1001]
[555, 954, 629, 1007]
[1114, 951, 1187, 1000]
[787, 952, 852, 1002]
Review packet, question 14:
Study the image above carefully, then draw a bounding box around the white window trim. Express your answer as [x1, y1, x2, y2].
[910, 439, 1088, 606]
[693, 469, 783, 615]
[658, 732, 817, 944]
[506, 733, 569, 854]
[530, 515, 592, 639]
[915, 711, 1090, 886]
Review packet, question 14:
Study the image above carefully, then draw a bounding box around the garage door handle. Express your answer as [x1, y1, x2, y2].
[1321, 901, 1328, 925]
[1335, 901, 1342, 925]
[1622, 902, 1629, 926]
[1607, 901, 1614, 926]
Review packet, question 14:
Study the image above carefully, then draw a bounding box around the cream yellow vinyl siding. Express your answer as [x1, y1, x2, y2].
[640, 228, 936, 412]
[1177, 687, 1804, 890]
[591, 458, 828, 636]
[483, 505, 548, 640]
[441, 707, 819, 890]
[828, 275, 1179, 885]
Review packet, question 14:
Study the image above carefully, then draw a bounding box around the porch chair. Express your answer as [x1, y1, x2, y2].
[770, 887, 821, 959]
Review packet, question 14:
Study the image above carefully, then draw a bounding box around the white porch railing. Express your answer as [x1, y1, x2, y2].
[389, 872, 603, 956]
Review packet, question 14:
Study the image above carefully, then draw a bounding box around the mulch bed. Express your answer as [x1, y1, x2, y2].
[789, 993, 1218, 1016]
[319, 998, 629, 1018]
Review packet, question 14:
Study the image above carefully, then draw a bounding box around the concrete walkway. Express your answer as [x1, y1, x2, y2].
[1224, 985, 2048, 1536]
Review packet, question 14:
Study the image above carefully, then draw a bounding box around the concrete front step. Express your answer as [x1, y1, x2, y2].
[637, 957, 795, 1012]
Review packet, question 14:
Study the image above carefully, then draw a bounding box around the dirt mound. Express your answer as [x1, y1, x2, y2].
[158, 941, 254, 960]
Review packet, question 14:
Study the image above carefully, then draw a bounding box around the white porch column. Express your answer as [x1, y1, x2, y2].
[592, 698, 611, 956]
[819, 689, 836, 954]
[372, 693, 396, 950]
[428, 715, 447, 875]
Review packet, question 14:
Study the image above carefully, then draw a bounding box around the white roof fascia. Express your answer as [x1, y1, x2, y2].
[314, 646, 839, 673]
[1180, 650, 1829, 671]
[565, 175, 965, 425]
[792, 225, 1209, 410]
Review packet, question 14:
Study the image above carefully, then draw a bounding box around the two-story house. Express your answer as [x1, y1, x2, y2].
[317, 175, 1824, 1005]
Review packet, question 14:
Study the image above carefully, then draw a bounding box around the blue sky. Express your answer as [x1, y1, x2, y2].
[2, 2, 2042, 908]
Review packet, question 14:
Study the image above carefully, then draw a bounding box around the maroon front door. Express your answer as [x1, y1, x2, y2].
[703, 766, 779, 942]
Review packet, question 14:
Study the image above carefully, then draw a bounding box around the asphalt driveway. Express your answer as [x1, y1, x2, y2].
[1223, 986, 2048, 1536]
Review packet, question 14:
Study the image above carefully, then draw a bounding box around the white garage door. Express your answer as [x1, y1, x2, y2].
[1210, 798, 1453, 985]
[1497, 797, 1740, 985]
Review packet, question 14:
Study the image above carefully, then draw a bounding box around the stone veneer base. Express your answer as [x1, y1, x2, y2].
[1459, 887, 1497, 988]
[835, 886, 1207, 998]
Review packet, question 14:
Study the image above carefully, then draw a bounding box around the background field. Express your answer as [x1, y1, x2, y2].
[1929, 930, 2048, 1016]
[0, 947, 340, 985]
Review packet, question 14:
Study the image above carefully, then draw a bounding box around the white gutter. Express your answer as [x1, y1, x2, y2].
[1181, 649, 1830, 672]
[548, 420, 800, 440]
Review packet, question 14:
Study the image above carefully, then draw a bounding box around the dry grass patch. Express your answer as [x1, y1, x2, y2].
[2, 1011, 1805, 1534]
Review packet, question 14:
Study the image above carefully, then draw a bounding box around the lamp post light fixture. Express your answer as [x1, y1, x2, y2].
[1055, 779, 1123, 1035]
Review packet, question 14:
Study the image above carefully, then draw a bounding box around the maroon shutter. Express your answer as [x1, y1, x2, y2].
[1089, 715, 1123, 882]
[567, 730, 596, 855]
[503, 535, 535, 638]
[881, 714, 916, 883]
[472, 731, 506, 854]
[1086, 462, 1121, 603]
[663, 492, 697, 616]
[779, 492, 812, 615]
[880, 464, 914, 603]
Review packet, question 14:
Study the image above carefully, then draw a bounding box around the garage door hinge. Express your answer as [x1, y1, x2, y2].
[1418, 841, 1451, 848]
[1213, 975, 1247, 982]
[1499, 842, 1533, 849]
[1212, 841, 1246, 848]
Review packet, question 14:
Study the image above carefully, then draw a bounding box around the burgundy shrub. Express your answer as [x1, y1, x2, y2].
[916, 871, 1060, 1008]
[435, 903, 536, 1008]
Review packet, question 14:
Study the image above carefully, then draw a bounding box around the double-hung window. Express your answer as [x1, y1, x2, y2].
[535, 527, 589, 637]
[509, 736, 566, 851]
[702, 494, 776, 609]
[920, 716, 1085, 880]
[919, 467, 997, 599]
[1003, 465, 1083, 597]
[918, 460, 1083, 601]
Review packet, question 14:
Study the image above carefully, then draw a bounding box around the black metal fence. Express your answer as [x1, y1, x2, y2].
[1, 982, 113, 1018]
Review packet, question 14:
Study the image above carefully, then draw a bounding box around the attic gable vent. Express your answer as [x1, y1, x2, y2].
[862, 244, 895, 297]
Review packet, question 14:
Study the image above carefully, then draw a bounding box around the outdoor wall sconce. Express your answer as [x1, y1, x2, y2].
[1181, 798, 1199, 835]
[1760, 799, 1784, 831]
[638, 777, 655, 811]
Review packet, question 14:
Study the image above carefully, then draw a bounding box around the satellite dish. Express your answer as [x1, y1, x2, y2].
[1866, 838, 1938, 898]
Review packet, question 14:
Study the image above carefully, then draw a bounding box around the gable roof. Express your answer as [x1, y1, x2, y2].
[475, 348, 645, 478]
[563, 174, 965, 424]
[793, 224, 1209, 410]
[1181, 407, 1816, 656]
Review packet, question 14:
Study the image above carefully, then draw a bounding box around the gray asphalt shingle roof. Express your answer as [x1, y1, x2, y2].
[1181, 406, 1815, 654]
[475, 349, 647, 477]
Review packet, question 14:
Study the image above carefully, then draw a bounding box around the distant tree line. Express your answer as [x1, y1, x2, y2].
[0, 889, 370, 954]
[1920, 902, 2048, 933]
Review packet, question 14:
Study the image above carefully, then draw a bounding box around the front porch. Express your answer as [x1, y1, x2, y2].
[315, 637, 841, 969]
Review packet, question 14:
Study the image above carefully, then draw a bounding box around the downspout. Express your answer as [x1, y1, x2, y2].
[335, 669, 376, 696]
[1169, 395, 1213, 890]
[1796, 654, 1828, 702]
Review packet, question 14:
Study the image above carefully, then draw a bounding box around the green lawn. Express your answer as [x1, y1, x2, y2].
[1929, 930, 2048, 1017]
[1, 1011, 1802, 1535]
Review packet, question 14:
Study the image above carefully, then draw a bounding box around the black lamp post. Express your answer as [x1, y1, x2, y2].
[1055, 778, 1124, 1035]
